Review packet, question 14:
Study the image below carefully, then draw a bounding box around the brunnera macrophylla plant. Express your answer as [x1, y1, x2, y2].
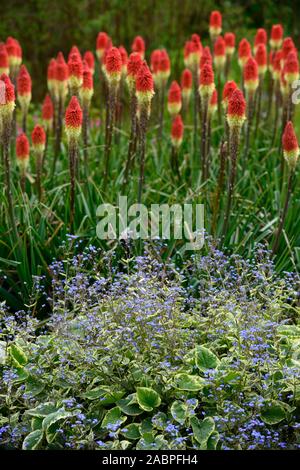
[0, 240, 299, 450]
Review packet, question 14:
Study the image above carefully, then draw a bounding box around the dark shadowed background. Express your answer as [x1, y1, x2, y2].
[0, 0, 299, 101]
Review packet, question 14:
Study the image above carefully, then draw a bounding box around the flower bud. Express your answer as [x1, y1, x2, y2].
[282, 121, 299, 169]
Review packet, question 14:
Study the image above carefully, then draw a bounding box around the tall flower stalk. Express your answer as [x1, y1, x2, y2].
[170, 115, 184, 179]
[17, 64, 31, 133]
[181, 68, 192, 115]
[243, 57, 259, 163]
[272, 122, 299, 254]
[254, 44, 267, 136]
[16, 133, 30, 192]
[221, 88, 246, 240]
[213, 36, 226, 123]
[31, 125, 46, 200]
[123, 52, 143, 189]
[68, 51, 83, 98]
[65, 96, 83, 230]
[224, 33, 235, 80]
[0, 73, 17, 239]
[135, 62, 154, 204]
[41, 94, 54, 171]
[103, 47, 122, 189]
[199, 62, 215, 183]
[80, 61, 94, 176]
[53, 52, 68, 174]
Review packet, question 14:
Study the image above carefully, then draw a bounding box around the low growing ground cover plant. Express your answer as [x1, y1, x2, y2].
[1, 240, 300, 450]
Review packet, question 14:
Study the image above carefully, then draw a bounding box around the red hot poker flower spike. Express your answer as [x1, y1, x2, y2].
[238, 39, 251, 68]
[224, 33, 235, 56]
[68, 53, 83, 91]
[0, 43, 9, 74]
[105, 47, 122, 87]
[254, 28, 267, 54]
[65, 96, 83, 141]
[80, 61, 94, 105]
[284, 51, 299, 84]
[119, 46, 128, 75]
[83, 51, 95, 74]
[270, 24, 284, 49]
[200, 46, 212, 69]
[227, 88, 246, 129]
[214, 36, 226, 71]
[16, 132, 30, 168]
[209, 88, 218, 117]
[126, 52, 143, 93]
[255, 44, 267, 76]
[171, 115, 184, 148]
[131, 36, 145, 59]
[222, 80, 238, 108]
[96, 32, 109, 60]
[136, 61, 154, 116]
[168, 80, 182, 117]
[32, 125, 46, 153]
[199, 62, 215, 99]
[209, 11, 222, 39]
[0, 73, 15, 117]
[244, 57, 259, 94]
[42, 94, 54, 129]
[282, 121, 299, 168]
[158, 49, 171, 85]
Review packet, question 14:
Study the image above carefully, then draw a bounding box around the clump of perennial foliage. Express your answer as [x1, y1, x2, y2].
[0, 240, 300, 450]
